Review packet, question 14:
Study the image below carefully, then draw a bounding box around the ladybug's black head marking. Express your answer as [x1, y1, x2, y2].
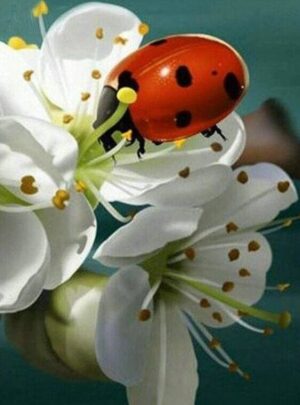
[150, 39, 167, 46]
[175, 111, 192, 128]
[118, 70, 139, 92]
[224, 72, 242, 100]
[176, 66, 192, 87]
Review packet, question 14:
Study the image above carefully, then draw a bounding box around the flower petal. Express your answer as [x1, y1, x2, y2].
[109, 164, 233, 207]
[37, 191, 97, 290]
[0, 211, 49, 312]
[95, 266, 152, 385]
[94, 207, 203, 268]
[0, 117, 77, 208]
[0, 43, 49, 119]
[178, 232, 271, 328]
[191, 163, 298, 239]
[127, 300, 198, 405]
[38, 3, 142, 112]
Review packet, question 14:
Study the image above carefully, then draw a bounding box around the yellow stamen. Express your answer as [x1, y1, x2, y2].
[263, 327, 274, 336]
[226, 222, 239, 233]
[138, 23, 150, 35]
[95, 27, 104, 39]
[277, 283, 290, 292]
[23, 70, 34, 82]
[75, 180, 87, 193]
[228, 362, 238, 373]
[20, 175, 38, 195]
[91, 69, 102, 80]
[63, 114, 74, 124]
[184, 247, 196, 261]
[200, 298, 211, 308]
[210, 142, 223, 152]
[121, 129, 133, 142]
[8, 36, 37, 50]
[222, 281, 235, 293]
[228, 248, 240, 261]
[117, 87, 137, 104]
[114, 36, 128, 45]
[277, 181, 290, 193]
[32, 1, 48, 18]
[212, 312, 223, 323]
[248, 240, 260, 252]
[52, 189, 70, 210]
[81, 92, 91, 102]
[208, 338, 221, 349]
[138, 309, 151, 321]
[178, 167, 190, 178]
[237, 171, 249, 184]
[239, 268, 251, 277]
[174, 139, 186, 148]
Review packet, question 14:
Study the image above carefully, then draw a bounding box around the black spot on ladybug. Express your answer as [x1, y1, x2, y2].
[224, 72, 242, 100]
[212, 70, 218, 76]
[150, 39, 167, 46]
[118, 70, 139, 92]
[175, 111, 192, 128]
[176, 66, 192, 87]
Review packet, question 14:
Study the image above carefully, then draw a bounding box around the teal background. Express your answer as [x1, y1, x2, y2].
[0, 0, 300, 404]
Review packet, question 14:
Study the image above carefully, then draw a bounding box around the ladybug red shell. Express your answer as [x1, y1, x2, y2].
[94, 34, 249, 155]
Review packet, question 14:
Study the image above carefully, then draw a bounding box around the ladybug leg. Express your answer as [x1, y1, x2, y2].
[201, 125, 227, 141]
[99, 130, 118, 152]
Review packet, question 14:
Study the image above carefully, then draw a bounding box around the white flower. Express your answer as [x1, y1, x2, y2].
[0, 2, 246, 219]
[94, 163, 297, 404]
[0, 116, 96, 312]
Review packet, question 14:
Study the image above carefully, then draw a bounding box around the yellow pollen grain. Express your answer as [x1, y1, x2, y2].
[20, 175, 38, 195]
[52, 189, 70, 210]
[117, 87, 137, 104]
[209, 338, 221, 349]
[226, 222, 239, 233]
[138, 309, 151, 321]
[185, 247, 196, 261]
[277, 181, 290, 193]
[8, 36, 37, 50]
[63, 114, 74, 124]
[200, 298, 211, 308]
[228, 363, 238, 373]
[91, 69, 102, 80]
[178, 167, 190, 178]
[228, 248, 240, 262]
[237, 171, 249, 184]
[32, 1, 48, 18]
[263, 327, 274, 336]
[239, 268, 251, 277]
[23, 70, 34, 81]
[222, 281, 235, 293]
[96, 27, 104, 39]
[277, 283, 290, 292]
[174, 139, 186, 148]
[114, 36, 128, 45]
[121, 129, 133, 141]
[81, 92, 91, 102]
[75, 180, 87, 193]
[212, 312, 223, 323]
[210, 142, 223, 152]
[248, 240, 260, 252]
[138, 23, 150, 35]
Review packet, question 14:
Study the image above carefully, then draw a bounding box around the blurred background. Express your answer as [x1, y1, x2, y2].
[0, 0, 300, 404]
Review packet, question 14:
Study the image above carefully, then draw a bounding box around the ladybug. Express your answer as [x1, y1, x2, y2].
[94, 34, 249, 157]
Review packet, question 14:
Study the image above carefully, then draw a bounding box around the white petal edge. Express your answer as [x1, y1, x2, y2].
[94, 207, 203, 268]
[95, 266, 152, 385]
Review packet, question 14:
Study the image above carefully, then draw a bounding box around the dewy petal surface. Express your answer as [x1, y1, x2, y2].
[127, 300, 198, 405]
[94, 207, 203, 268]
[95, 266, 152, 386]
[0, 43, 49, 119]
[37, 191, 97, 290]
[0, 211, 49, 312]
[38, 2, 142, 111]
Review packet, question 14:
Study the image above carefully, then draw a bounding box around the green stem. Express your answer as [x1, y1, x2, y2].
[78, 102, 128, 162]
[165, 272, 291, 328]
